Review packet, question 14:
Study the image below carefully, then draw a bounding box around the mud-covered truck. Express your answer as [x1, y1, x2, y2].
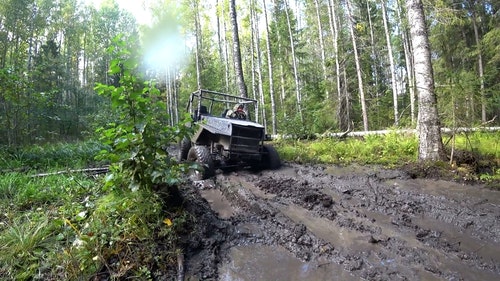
[179, 89, 281, 179]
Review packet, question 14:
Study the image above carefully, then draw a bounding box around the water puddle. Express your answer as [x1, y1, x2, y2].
[390, 178, 500, 205]
[200, 189, 237, 219]
[219, 245, 356, 281]
[277, 203, 372, 252]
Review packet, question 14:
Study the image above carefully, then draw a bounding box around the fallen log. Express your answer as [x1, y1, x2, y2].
[272, 126, 500, 140]
[32, 166, 109, 177]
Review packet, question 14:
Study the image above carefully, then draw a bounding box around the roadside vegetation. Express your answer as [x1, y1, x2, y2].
[1, 33, 497, 278]
[276, 131, 499, 186]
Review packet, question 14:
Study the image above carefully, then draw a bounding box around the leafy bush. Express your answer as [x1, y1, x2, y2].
[94, 35, 192, 191]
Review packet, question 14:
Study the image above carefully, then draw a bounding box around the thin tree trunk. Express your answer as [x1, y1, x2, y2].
[250, 4, 258, 121]
[229, 0, 248, 98]
[313, 0, 328, 99]
[346, 0, 369, 131]
[397, 0, 416, 126]
[381, 0, 399, 126]
[216, 0, 229, 92]
[327, 0, 348, 131]
[194, 1, 202, 89]
[263, 0, 277, 134]
[251, 0, 267, 126]
[366, 1, 379, 100]
[470, 6, 486, 123]
[406, 0, 445, 161]
[283, 0, 303, 122]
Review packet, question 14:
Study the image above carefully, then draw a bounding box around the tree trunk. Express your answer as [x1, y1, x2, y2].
[251, 0, 267, 127]
[406, 0, 445, 161]
[346, 0, 369, 131]
[229, 0, 248, 98]
[397, 0, 416, 126]
[327, 0, 349, 131]
[283, 0, 303, 122]
[216, 0, 229, 92]
[470, 4, 486, 123]
[194, 1, 202, 89]
[381, 0, 399, 126]
[263, 0, 277, 134]
[313, 0, 329, 99]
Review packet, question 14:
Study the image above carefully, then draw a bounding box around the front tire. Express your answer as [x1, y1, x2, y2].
[178, 137, 191, 161]
[187, 145, 215, 180]
[262, 144, 281, 170]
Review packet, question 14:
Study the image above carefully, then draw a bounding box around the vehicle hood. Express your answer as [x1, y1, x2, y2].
[199, 116, 264, 136]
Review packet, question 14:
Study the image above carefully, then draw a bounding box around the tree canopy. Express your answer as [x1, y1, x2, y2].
[0, 0, 498, 147]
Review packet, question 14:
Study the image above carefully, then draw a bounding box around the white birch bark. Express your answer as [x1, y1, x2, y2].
[406, 0, 445, 161]
[346, 0, 369, 131]
[263, 0, 277, 134]
[283, 0, 303, 122]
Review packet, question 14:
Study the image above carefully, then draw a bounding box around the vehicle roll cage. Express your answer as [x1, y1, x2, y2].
[188, 89, 257, 120]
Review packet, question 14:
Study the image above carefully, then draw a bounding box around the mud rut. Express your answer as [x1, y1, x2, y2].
[180, 163, 500, 281]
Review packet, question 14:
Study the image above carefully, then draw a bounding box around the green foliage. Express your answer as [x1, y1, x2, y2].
[94, 35, 192, 191]
[444, 131, 499, 159]
[0, 169, 181, 280]
[276, 132, 418, 166]
[0, 140, 108, 171]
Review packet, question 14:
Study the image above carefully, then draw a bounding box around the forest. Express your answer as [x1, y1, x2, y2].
[1, 0, 499, 279]
[0, 0, 498, 147]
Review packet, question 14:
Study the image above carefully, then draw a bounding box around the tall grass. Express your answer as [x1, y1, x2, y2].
[276, 132, 418, 166]
[0, 170, 172, 280]
[0, 140, 109, 171]
[444, 131, 499, 159]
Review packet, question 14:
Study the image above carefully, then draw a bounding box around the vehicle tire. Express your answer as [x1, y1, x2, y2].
[178, 137, 191, 161]
[187, 145, 215, 180]
[262, 144, 281, 170]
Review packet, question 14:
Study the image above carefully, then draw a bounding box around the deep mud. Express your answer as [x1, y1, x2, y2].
[180, 163, 500, 281]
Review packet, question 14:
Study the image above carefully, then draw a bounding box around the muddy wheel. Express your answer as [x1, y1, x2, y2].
[262, 144, 281, 170]
[179, 137, 191, 161]
[187, 145, 214, 179]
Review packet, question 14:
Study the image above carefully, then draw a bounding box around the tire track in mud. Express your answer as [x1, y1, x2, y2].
[185, 163, 500, 281]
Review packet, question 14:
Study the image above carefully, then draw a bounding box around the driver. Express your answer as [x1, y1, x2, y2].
[226, 103, 247, 120]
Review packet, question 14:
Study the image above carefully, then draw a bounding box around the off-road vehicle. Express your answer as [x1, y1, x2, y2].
[179, 89, 281, 179]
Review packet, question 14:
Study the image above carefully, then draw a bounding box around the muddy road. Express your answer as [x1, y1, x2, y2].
[180, 163, 500, 281]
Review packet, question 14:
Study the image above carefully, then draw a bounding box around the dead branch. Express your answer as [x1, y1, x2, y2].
[31, 166, 109, 177]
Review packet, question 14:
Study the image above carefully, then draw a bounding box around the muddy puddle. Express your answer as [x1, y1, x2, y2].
[219, 245, 354, 281]
[184, 163, 500, 281]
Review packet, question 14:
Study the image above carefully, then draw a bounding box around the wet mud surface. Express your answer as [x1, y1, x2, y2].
[180, 163, 500, 281]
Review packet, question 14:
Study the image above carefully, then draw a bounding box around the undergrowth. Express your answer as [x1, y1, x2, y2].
[0, 172, 184, 280]
[276, 132, 418, 166]
[275, 131, 499, 185]
[0, 140, 109, 171]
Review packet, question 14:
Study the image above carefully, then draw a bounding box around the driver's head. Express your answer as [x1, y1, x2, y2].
[234, 104, 244, 111]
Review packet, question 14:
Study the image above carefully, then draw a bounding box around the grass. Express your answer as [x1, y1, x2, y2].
[275, 131, 499, 183]
[0, 140, 109, 171]
[0, 171, 177, 280]
[0, 141, 183, 280]
[276, 132, 418, 166]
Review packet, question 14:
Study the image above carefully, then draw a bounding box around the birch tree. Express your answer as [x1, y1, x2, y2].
[381, 0, 399, 126]
[229, 0, 248, 98]
[313, 0, 328, 99]
[346, 0, 369, 131]
[283, 0, 303, 122]
[406, 0, 445, 161]
[263, 0, 278, 134]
